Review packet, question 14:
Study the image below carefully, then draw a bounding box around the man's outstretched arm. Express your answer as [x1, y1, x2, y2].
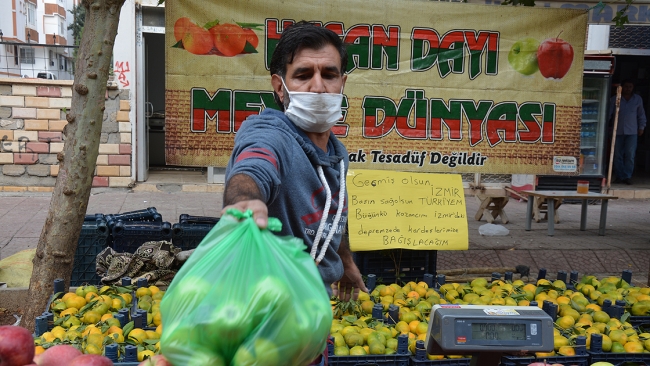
[222, 173, 268, 228]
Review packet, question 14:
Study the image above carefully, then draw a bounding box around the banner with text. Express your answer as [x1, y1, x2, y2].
[346, 170, 468, 251]
[166, 0, 588, 174]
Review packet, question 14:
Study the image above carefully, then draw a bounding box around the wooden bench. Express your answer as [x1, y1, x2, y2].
[475, 194, 509, 224]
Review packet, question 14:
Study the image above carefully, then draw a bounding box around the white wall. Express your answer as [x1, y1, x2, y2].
[113, 0, 135, 89]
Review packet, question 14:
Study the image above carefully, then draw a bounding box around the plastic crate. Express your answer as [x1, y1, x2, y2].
[328, 334, 410, 366]
[589, 351, 650, 365]
[106, 207, 162, 229]
[84, 213, 105, 221]
[329, 354, 410, 366]
[410, 356, 471, 365]
[172, 222, 217, 251]
[630, 316, 650, 328]
[111, 221, 172, 253]
[499, 355, 590, 366]
[179, 214, 220, 225]
[354, 249, 437, 284]
[71, 219, 111, 286]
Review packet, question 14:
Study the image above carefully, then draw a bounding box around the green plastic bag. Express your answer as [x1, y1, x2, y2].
[160, 209, 332, 366]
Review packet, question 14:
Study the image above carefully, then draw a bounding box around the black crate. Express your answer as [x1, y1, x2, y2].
[106, 207, 162, 229]
[410, 356, 471, 365]
[500, 355, 589, 366]
[71, 219, 111, 286]
[111, 221, 172, 253]
[178, 214, 220, 225]
[172, 222, 216, 251]
[588, 351, 650, 365]
[354, 249, 437, 284]
[84, 213, 105, 221]
[329, 354, 410, 366]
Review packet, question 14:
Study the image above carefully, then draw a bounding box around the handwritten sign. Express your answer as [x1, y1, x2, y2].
[347, 169, 468, 251]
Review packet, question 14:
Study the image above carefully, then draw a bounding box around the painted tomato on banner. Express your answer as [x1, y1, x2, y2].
[172, 17, 262, 57]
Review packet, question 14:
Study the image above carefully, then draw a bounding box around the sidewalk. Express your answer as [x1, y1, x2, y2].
[1, 188, 649, 286]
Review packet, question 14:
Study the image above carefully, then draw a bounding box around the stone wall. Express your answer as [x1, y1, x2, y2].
[0, 78, 134, 189]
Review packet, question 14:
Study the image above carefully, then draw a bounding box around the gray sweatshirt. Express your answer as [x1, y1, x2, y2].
[225, 108, 348, 293]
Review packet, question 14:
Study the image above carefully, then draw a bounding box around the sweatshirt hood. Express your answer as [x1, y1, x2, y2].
[260, 109, 345, 168]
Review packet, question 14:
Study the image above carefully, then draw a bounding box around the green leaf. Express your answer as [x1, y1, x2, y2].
[123, 321, 134, 337]
[621, 312, 630, 323]
[78, 299, 99, 315]
[237, 22, 265, 30]
[343, 315, 358, 323]
[54, 315, 70, 326]
[204, 19, 220, 29]
[144, 338, 159, 345]
[171, 40, 184, 49]
[115, 285, 134, 294]
[100, 322, 110, 334]
[242, 41, 258, 54]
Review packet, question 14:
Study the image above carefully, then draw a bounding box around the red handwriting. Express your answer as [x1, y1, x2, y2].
[114, 61, 130, 87]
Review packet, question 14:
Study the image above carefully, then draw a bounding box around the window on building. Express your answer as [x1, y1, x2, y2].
[13, 46, 18, 65]
[59, 54, 65, 70]
[27, 2, 36, 27]
[60, 19, 65, 36]
[20, 47, 35, 64]
[49, 50, 54, 66]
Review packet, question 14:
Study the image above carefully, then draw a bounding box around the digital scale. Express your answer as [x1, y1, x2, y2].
[426, 305, 555, 366]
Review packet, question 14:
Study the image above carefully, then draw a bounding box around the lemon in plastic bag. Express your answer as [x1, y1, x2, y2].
[160, 209, 332, 365]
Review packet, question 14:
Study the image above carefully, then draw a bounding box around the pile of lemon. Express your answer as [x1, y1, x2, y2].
[331, 275, 650, 361]
[134, 285, 164, 328]
[331, 280, 468, 360]
[34, 284, 164, 362]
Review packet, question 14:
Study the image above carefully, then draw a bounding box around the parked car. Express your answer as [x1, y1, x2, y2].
[36, 72, 57, 80]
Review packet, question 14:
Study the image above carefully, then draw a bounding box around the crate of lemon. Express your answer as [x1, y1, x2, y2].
[330, 274, 650, 366]
[34, 283, 164, 363]
[328, 280, 471, 365]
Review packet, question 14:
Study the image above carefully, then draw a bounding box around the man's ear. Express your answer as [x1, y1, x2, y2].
[341, 74, 347, 91]
[271, 74, 285, 104]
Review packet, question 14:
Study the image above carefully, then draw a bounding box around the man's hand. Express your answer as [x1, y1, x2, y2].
[639, 129, 644, 136]
[332, 263, 368, 302]
[221, 199, 268, 229]
[223, 174, 268, 228]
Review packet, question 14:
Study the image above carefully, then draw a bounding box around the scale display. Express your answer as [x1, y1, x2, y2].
[426, 305, 554, 354]
[470, 322, 527, 341]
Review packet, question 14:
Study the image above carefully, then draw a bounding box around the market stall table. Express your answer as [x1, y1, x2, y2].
[521, 190, 618, 236]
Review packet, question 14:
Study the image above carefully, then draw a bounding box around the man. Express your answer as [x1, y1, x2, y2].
[222, 21, 367, 301]
[609, 79, 647, 185]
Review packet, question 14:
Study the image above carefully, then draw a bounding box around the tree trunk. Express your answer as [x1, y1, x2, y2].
[22, 0, 126, 332]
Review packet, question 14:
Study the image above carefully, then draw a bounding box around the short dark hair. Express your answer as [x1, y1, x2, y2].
[269, 21, 347, 109]
[622, 79, 635, 87]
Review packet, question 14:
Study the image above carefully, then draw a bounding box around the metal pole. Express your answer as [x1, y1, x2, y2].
[606, 86, 622, 193]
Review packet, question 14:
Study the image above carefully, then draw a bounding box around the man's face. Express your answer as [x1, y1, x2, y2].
[622, 82, 634, 96]
[272, 44, 347, 105]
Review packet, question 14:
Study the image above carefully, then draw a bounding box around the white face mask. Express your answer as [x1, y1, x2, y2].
[281, 78, 344, 133]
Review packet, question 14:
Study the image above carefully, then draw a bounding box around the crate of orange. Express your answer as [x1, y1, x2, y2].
[588, 332, 650, 365]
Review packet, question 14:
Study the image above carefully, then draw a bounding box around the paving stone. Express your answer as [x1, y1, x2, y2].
[0, 107, 10, 119]
[530, 250, 571, 274]
[0, 85, 12, 95]
[2, 165, 25, 176]
[26, 165, 51, 177]
[496, 250, 539, 275]
[38, 154, 59, 165]
[464, 250, 502, 268]
[560, 249, 606, 274]
[0, 119, 23, 129]
[436, 251, 467, 271]
[595, 250, 639, 273]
